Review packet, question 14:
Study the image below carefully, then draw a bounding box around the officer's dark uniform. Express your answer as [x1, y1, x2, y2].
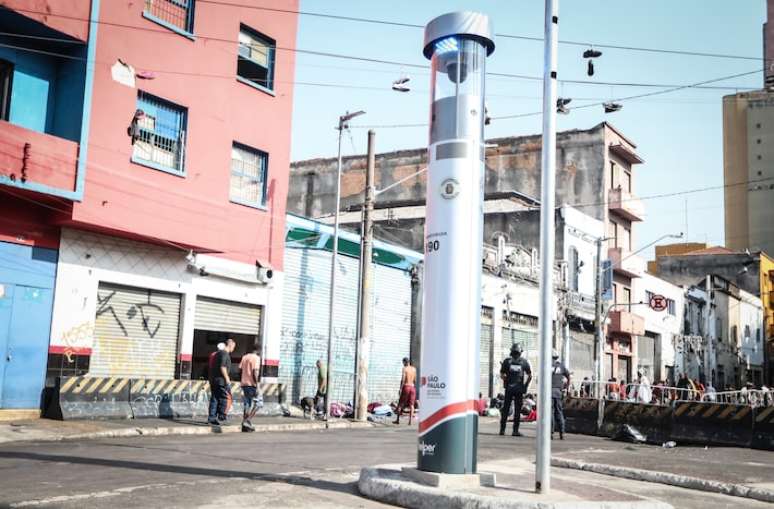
[499, 346, 532, 436]
[551, 356, 570, 439]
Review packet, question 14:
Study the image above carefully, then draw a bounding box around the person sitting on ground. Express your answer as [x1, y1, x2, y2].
[475, 392, 488, 416]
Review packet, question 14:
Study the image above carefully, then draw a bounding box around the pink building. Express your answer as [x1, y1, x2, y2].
[0, 0, 298, 414]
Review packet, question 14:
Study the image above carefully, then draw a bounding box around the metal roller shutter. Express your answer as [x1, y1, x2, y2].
[501, 312, 539, 386]
[480, 307, 494, 398]
[91, 283, 181, 378]
[637, 334, 656, 378]
[194, 296, 262, 335]
[570, 330, 595, 382]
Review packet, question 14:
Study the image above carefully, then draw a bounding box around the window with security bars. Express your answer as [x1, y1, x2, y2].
[144, 0, 195, 33]
[238, 25, 275, 91]
[132, 91, 187, 174]
[230, 143, 268, 207]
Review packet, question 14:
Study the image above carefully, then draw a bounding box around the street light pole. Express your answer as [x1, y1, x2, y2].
[536, 0, 558, 494]
[326, 110, 365, 426]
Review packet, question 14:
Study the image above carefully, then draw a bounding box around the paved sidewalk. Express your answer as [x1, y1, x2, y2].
[360, 458, 679, 509]
[0, 416, 370, 445]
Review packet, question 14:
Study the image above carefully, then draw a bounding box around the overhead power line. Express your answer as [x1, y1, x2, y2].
[195, 0, 769, 63]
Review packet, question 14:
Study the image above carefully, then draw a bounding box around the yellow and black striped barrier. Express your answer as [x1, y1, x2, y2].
[671, 401, 753, 447]
[752, 406, 774, 450]
[563, 397, 600, 435]
[46, 376, 134, 420]
[47, 376, 288, 420]
[600, 400, 673, 443]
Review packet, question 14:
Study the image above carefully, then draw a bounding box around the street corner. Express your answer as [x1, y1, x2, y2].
[357, 464, 675, 509]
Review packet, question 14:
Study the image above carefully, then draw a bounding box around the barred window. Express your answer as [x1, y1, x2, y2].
[132, 91, 187, 175]
[144, 0, 195, 34]
[238, 26, 275, 91]
[230, 143, 268, 207]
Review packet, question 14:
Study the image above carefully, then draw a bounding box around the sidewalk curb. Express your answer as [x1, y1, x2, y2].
[358, 466, 674, 509]
[551, 457, 774, 504]
[1, 420, 372, 445]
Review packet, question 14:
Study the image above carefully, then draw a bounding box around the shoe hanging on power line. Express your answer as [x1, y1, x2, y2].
[583, 47, 602, 76]
[556, 97, 572, 114]
[392, 75, 410, 92]
[603, 102, 622, 113]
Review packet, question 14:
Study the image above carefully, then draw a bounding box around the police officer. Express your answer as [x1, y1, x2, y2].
[499, 344, 532, 436]
[551, 349, 571, 440]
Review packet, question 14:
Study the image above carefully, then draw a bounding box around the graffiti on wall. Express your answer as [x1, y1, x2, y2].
[96, 290, 166, 339]
[59, 321, 95, 361]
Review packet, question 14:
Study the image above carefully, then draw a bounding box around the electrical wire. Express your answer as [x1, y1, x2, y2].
[0, 19, 763, 90]
[194, 1, 772, 63]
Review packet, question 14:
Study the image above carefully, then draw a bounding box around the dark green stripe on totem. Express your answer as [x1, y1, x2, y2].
[417, 414, 478, 474]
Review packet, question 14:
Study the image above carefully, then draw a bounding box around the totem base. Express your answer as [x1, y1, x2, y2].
[401, 467, 496, 489]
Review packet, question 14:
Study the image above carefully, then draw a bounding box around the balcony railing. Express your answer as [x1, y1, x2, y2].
[608, 187, 644, 222]
[0, 121, 79, 195]
[608, 247, 645, 278]
[608, 309, 645, 336]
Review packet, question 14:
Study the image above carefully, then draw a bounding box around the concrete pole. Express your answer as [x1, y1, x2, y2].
[594, 238, 604, 398]
[355, 130, 376, 421]
[536, 0, 558, 494]
[324, 121, 345, 425]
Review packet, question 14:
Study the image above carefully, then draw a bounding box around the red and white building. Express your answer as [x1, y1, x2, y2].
[0, 0, 298, 413]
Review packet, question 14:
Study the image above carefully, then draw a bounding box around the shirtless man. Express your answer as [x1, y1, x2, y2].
[394, 357, 417, 425]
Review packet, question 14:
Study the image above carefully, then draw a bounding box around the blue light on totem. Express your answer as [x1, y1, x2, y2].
[434, 37, 459, 55]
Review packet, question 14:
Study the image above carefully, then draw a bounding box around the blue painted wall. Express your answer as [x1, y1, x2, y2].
[0, 241, 58, 409]
[0, 40, 85, 142]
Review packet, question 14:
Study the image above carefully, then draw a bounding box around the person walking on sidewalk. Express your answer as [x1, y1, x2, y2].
[394, 357, 417, 425]
[239, 345, 262, 432]
[315, 359, 327, 416]
[499, 344, 532, 437]
[550, 350, 570, 440]
[208, 338, 235, 425]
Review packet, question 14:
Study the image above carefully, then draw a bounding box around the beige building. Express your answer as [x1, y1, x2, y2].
[722, 1, 774, 256]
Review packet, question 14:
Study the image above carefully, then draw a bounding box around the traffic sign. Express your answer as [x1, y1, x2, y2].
[649, 294, 668, 312]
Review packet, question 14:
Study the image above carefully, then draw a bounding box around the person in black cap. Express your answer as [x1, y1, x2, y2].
[551, 349, 571, 440]
[499, 343, 532, 436]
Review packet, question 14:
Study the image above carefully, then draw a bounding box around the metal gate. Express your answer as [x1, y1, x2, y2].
[480, 307, 494, 398]
[194, 296, 263, 335]
[91, 283, 181, 378]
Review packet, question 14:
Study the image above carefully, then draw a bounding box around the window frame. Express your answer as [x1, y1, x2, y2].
[142, 0, 196, 39]
[131, 91, 188, 177]
[0, 58, 12, 121]
[236, 24, 277, 95]
[229, 142, 269, 209]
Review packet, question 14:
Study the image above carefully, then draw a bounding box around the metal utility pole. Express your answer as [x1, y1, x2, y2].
[326, 110, 365, 425]
[355, 130, 376, 421]
[536, 0, 558, 494]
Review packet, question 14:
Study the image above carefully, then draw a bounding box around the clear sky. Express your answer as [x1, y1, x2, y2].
[290, 0, 768, 259]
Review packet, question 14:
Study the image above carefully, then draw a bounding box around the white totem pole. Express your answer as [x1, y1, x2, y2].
[418, 11, 495, 474]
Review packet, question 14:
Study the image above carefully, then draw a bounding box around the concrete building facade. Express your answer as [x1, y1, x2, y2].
[289, 121, 646, 386]
[0, 1, 299, 414]
[722, 1, 774, 257]
[653, 245, 774, 383]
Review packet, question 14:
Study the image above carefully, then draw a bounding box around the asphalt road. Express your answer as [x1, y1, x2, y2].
[0, 419, 771, 508]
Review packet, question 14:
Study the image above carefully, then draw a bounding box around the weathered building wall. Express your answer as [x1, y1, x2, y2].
[656, 253, 762, 297]
[289, 123, 609, 228]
